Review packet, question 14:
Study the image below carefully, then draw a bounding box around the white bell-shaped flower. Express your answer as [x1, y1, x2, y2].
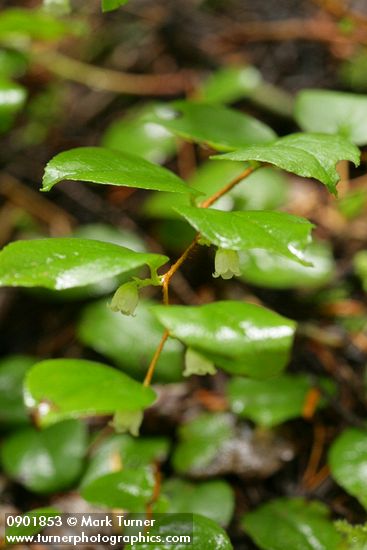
[109, 281, 139, 316]
[112, 410, 143, 436]
[213, 248, 241, 280]
[184, 348, 217, 377]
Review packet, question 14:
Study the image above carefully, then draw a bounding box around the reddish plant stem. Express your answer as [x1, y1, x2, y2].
[199, 166, 254, 208]
[143, 330, 169, 387]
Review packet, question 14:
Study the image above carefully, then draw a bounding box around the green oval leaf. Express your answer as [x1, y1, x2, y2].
[243, 498, 342, 550]
[26, 225, 148, 301]
[102, 103, 176, 164]
[24, 358, 156, 426]
[78, 299, 183, 382]
[1, 419, 87, 493]
[329, 428, 367, 510]
[239, 240, 335, 289]
[172, 413, 234, 475]
[146, 100, 276, 151]
[152, 301, 296, 378]
[0, 355, 35, 426]
[162, 479, 234, 527]
[81, 467, 155, 512]
[175, 206, 313, 265]
[199, 65, 262, 104]
[228, 374, 335, 428]
[215, 133, 360, 194]
[81, 434, 169, 487]
[295, 89, 367, 145]
[42, 147, 193, 194]
[126, 513, 233, 550]
[0, 238, 168, 290]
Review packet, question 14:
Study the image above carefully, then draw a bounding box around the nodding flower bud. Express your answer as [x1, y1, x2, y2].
[112, 410, 143, 436]
[184, 348, 217, 377]
[213, 248, 241, 280]
[109, 281, 139, 316]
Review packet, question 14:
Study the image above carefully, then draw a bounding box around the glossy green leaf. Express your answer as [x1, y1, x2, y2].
[215, 133, 360, 194]
[127, 513, 233, 550]
[0, 238, 167, 290]
[239, 241, 335, 289]
[172, 413, 234, 474]
[0, 355, 35, 426]
[162, 479, 234, 527]
[28, 225, 147, 301]
[153, 301, 296, 378]
[24, 358, 156, 426]
[82, 434, 169, 487]
[228, 374, 335, 428]
[102, 103, 176, 164]
[295, 90, 367, 145]
[199, 65, 262, 104]
[102, 0, 129, 11]
[329, 428, 367, 510]
[175, 206, 313, 265]
[82, 467, 155, 512]
[1, 419, 87, 493]
[0, 9, 76, 40]
[244, 498, 342, 550]
[5, 507, 60, 541]
[143, 163, 288, 219]
[146, 100, 276, 151]
[78, 299, 183, 382]
[0, 79, 27, 132]
[42, 147, 193, 194]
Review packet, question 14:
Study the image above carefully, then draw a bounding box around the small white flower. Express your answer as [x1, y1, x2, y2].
[213, 248, 241, 280]
[112, 410, 143, 436]
[109, 282, 139, 316]
[183, 348, 217, 377]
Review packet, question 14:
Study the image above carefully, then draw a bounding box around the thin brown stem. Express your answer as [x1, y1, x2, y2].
[161, 234, 201, 304]
[200, 166, 255, 208]
[301, 424, 326, 488]
[144, 166, 256, 385]
[143, 330, 169, 387]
